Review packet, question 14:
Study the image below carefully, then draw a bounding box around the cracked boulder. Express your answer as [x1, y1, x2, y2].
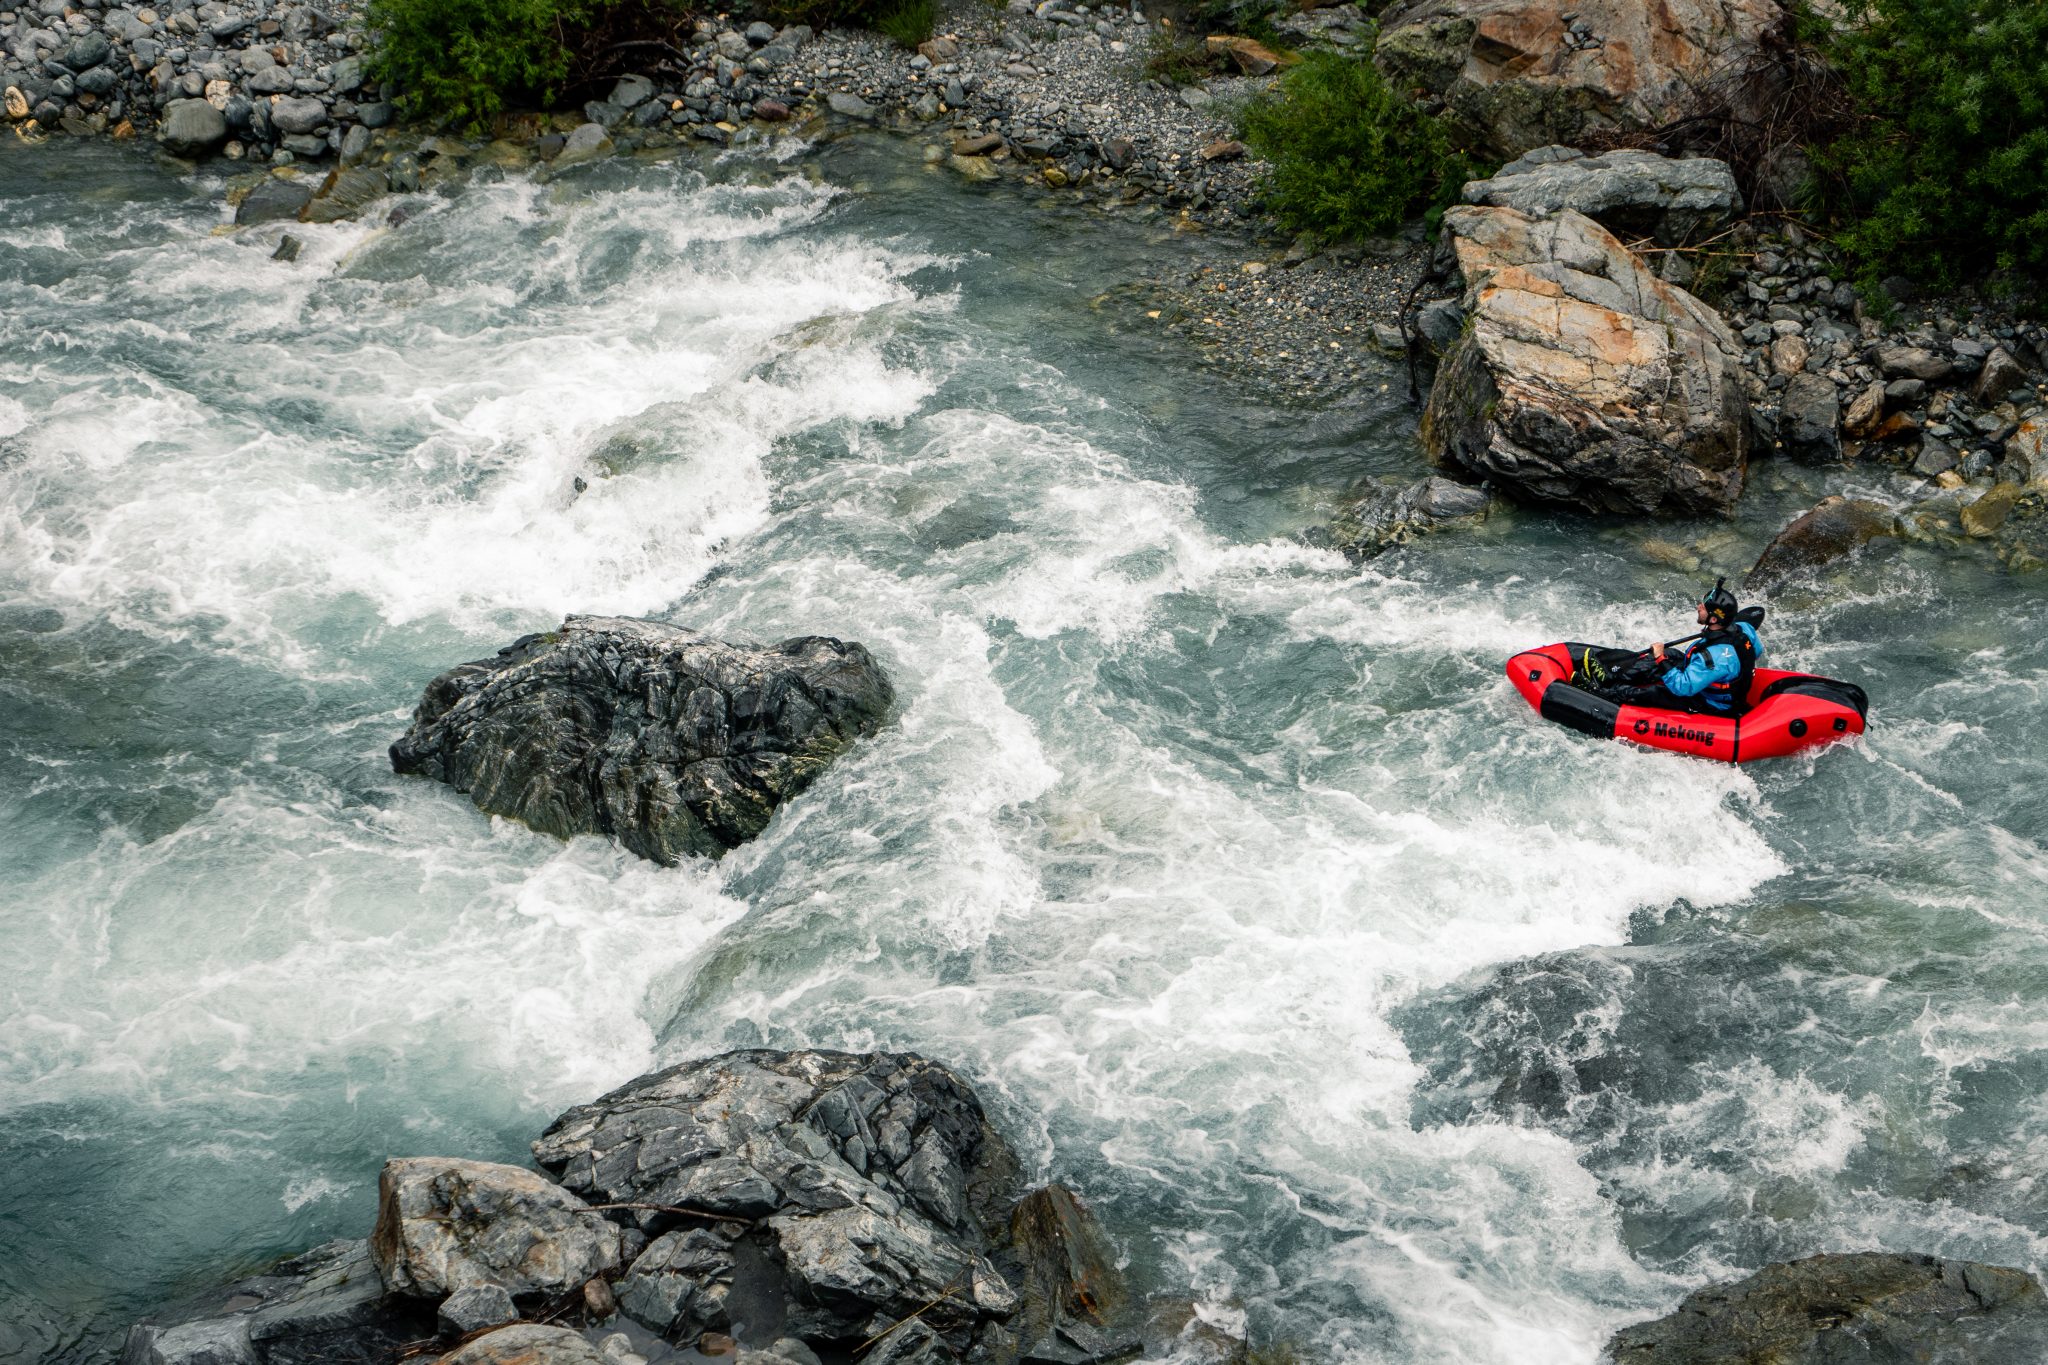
[532, 1051, 1024, 1351]
[371, 1158, 621, 1302]
[1422, 205, 1751, 516]
[1605, 1252, 2048, 1363]
[1460, 147, 1740, 246]
[1375, 0, 1785, 161]
[390, 616, 894, 864]
[121, 1240, 430, 1365]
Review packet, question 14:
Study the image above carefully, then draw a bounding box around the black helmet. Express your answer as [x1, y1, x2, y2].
[1701, 576, 1738, 627]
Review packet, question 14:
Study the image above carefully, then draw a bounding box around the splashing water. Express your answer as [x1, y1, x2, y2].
[3, 138, 2045, 1365]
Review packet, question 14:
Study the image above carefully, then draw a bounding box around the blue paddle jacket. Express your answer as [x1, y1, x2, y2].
[1661, 622, 1764, 712]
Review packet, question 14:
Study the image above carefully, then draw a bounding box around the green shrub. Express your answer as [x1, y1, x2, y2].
[1142, 25, 1216, 87]
[872, 0, 938, 47]
[1238, 48, 1478, 240]
[365, 0, 594, 129]
[1806, 0, 2048, 300]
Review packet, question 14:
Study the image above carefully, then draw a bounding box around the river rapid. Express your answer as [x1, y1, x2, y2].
[3, 134, 2046, 1365]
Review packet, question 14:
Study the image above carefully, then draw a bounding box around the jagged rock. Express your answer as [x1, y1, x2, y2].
[371, 1158, 621, 1301]
[1328, 476, 1493, 557]
[554, 122, 613, 166]
[1375, 0, 1783, 160]
[1775, 373, 1841, 462]
[1422, 206, 1751, 516]
[1962, 483, 2024, 539]
[389, 616, 893, 864]
[437, 1325, 608, 1365]
[1996, 489, 2048, 572]
[1745, 496, 1901, 591]
[1605, 1252, 2048, 1363]
[121, 1240, 428, 1365]
[1001, 1186, 1133, 1365]
[1460, 147, 1740, 245]
[2001, 413, 2047, 486]
[1975, 346, 2029, 405]
[533, 1050, 1021, 1349]
[437, 1286, 520, 1338]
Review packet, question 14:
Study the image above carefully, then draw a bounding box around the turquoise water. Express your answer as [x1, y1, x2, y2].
[2, 134, 2045, 1365]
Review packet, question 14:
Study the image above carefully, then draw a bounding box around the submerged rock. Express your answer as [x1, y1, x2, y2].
[1460, 147, 1740, 245]
[1605, 1252, 2048, 1363]
[1422, 206, 1751, 516]
[1746, 496, 1901, 591]
[1327, 475, 1493, 557]
[389, 616, 893, 864]
[121, 1240, 430, 1365]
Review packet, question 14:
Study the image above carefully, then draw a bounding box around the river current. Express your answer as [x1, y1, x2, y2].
[3, 135, 2045, 1365]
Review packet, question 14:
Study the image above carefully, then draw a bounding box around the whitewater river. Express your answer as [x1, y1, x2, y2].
[4, 134, 2046, 1365]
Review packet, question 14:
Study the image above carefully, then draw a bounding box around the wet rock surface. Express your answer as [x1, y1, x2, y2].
[389, 616, 893, 864]
[1422, 205, 1751, 516]
[1745, 495, 1902, 591]
[1605, 1252, 2048, 1364]
[1325, 475, 1494, 558]
[124, 1051, 1134, 1365]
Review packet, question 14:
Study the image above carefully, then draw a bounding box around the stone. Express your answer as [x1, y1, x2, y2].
[1912, 438, 1958, 478]
[436, 1325, 609, 1365]
[60, 30, 109, 69]
[272, 234, 303, 262]
[389, 617, 893, 864]
[329, 56, 364, 94]
[1002, 1185, 1134, 1365]
[338, 122, 372, 165]
[1768, 333, 1807, 376]
[827, 90, 874, 120]
[1995, 489, 2048, 572]
[1375, 0, 1783, 161]
[248, 65, 294, 94]
[239, 46, 277, 74]
[1745, 496, 1901, 591]
[1962, 482, 2024, 538]
[917, 34, 961, 61]
[1878, 344, 1950, 382]
[5, 86, 29, 121]
[1460, 146, 1740, 244]
[610, 74, 654, 108]
[746, 19, 778, 45]
[300, 165, 388, 223]
[953, 132, 1002, 156]
[437, 1285, 519, 1339]
[2001, 415, 2047, 485]
[121, 1240, 429, 1365]
[370, 1157, 621, 1301]
[753, 98, 789, 121]
[1775, 373, 1839, 462]
[1203, 34, 1287, 75]
[358, 100, 395, 129]
[1842, 380, 1885, 438]
[1328, 475, 1493, 557]
[1975, 345, 2029, 405]
[1198, 139, 1245, 162]
[949, 154, 998, 182]
[268, 95, 325, 135]
[235, 176, 313, 225]
[1607, 1252, 2048, 1363]
[1422, 205, 1751, 516]
[553, 122, 612, 166]
[534, 1050, 1022, 1350]
[157, 97, 226, 156]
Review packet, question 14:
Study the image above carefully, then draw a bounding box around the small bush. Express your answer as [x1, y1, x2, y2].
[872, 0, 938, 47]
[366, 0, 593, 129]
[1805, 0, 2048, 300]
[1238, 48, 1478, 240]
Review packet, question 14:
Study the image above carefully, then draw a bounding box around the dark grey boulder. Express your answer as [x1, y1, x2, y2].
[533, 1050, 1022, 1350]
[436, 1284, 518, 1338]
[1775, 372, 1841, 463]
[389, 616, 893, 864]
[269, 95, 326, 136]
[1746, 496, 1901, 591]
[158, 98, 227, 158]
[235, 178, 314, 226]
[1605, 1252, 2048, 1363]
[120, 1240, 429, 1365]
[300, 166, 389, 224]
[1461, 146, 1740, 245]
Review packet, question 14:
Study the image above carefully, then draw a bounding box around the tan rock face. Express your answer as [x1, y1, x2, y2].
[1422, 205, 1751, 516]
[1376, 0, 1783, 160]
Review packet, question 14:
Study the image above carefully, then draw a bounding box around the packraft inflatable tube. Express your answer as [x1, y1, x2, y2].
[1507, 642, 1868, 762]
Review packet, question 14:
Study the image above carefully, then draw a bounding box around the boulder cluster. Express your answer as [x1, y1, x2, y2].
[125, 1051, 1138, 1365]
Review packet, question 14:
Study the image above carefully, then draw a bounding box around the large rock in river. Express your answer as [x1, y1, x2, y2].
[1745, 496, 1901, 591]
[1375, 0, 1784, 161]
[1422, 206, 1752, 516]
[1605, 1252, 2048, 1363]
[533, 1050, 1026, 1350]
[121, 1240, 430, 1365]
[390, 616, 893, 863]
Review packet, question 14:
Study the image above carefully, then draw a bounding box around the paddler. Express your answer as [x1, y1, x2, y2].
[1625, 578, 1764, 716]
